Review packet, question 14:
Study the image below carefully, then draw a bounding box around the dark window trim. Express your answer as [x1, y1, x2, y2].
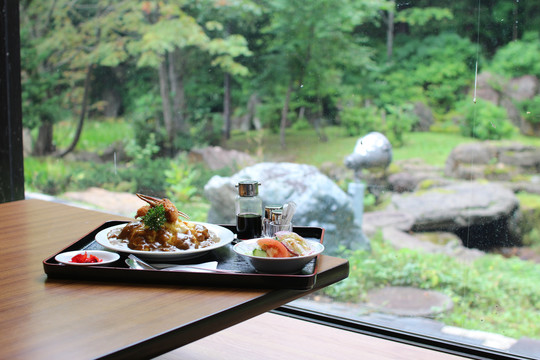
[1, 0, 24, 203]
[274, 306, 534, 360]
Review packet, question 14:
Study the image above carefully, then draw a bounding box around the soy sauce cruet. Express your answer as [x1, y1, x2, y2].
[235, 180, 263, 240]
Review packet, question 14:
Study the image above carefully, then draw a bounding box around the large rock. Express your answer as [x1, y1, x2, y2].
[204, 162, 369, 253]
[388, 159, 446, 193]
[388, 182, 521, 249]
[412, 101, 434, 131]
[189, 146, 255, 171]
[445, 141, 540, 180]
[506, 75, 539, 102]
[474, 72, 540, 135]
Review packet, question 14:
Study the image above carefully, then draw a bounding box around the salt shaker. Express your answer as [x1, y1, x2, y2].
[235, 180, 263, 239]
[263, 205, 282, 236]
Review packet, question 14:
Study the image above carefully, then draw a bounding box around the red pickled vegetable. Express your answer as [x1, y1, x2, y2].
[257, 238, 290, 258]
[71, 252, 102, 263]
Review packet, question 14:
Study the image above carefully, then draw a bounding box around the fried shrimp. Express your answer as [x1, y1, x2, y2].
[107, 194, 217, 252]
[136, 193, 190, 223]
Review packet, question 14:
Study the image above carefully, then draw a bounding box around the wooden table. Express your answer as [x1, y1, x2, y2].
[0, 199, 349, 360]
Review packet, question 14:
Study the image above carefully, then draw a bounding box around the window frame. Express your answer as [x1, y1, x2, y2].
[1, 0, 24, 203]
[274, 306, 527, 360]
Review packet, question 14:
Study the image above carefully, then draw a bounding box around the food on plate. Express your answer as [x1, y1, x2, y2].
[256, 238, 290, 258]
[274, 231, 313, 256]
[70, 252, 102, 263]
[252, 232, 315, 258]
[107, 194, 218, 252]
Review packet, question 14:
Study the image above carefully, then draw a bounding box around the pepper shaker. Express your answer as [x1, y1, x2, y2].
[263, 205, 282, 236]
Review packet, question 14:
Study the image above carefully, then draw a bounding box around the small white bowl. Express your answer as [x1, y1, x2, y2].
[233, 238, 324, 274]
[55, 250, 120, 266]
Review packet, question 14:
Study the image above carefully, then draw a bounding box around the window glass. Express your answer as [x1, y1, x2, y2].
[20, 1, 540, 357]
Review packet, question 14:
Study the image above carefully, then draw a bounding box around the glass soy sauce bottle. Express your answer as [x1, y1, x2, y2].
[235, 180, 263, 240]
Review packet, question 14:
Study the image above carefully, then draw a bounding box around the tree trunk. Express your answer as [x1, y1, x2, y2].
[280, 80, 293, 149]
[159, 56, 174, 146]
[223, 72, 231, 139]
[57, 64, 93, 158]
[513, 1, 518, 41]
[34, 120, 54, 156]
[314, 96, 327, 142]
[386, 9, 395, 61]
[169, 49, 186, 135]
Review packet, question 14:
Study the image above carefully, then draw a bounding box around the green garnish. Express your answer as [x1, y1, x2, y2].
[141, 204, 167, 231]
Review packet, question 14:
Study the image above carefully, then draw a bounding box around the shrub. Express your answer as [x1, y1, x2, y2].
[519, 96, 540, 124]
[374, 33, 476, 112]
[165, 154, 199, 204]
[383, 104, 418, 147]
[340, 105, 381, 136]
[489, 32, 540, 78]
[24, 157, 72, 195]
[458, 99, 516, 140]
[124, 134, 168, 196]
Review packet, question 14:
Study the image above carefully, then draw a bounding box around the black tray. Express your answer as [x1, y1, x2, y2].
[43, 221, 325, 290]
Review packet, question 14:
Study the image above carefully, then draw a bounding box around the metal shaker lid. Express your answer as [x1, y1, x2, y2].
[264, 205, 282, 219]
[236, 180, 260, 197]
[270, 209, 282, 222]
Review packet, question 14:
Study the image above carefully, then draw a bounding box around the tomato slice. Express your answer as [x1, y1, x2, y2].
[257, 238, 291, 258]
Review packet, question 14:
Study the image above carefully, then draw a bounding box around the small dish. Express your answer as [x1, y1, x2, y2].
[233, 238, 324, 274]
[55, 250, 120, 266]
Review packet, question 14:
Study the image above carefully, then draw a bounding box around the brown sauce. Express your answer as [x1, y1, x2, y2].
[109, 221, 217, 252]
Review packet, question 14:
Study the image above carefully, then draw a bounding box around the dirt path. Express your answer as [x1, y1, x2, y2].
[60, 187, 145, 217]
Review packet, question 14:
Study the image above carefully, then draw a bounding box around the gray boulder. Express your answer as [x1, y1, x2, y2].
[445, 141, 540, 180]
[473, 72, 540, 135]
[506, 75, 539, 102]
[204, 162, 369, 253]
[412, 101, 434, 131]
[388, 159, 446, 193]
[189, 146, 255, 171]
[388, 182, 521, 250]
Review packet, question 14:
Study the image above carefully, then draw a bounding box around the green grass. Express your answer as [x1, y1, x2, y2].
[229, 127, 540, 168]
[53, 117, 134, 153]
[226, 126, 356, 167]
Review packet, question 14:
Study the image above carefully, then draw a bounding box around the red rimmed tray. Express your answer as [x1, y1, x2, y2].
[43, 221, 327, 290]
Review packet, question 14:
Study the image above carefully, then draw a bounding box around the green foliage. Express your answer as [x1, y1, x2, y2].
[53, 118, 133, 153]
[24, 157, 72, 195]
[259, 0, 380, 133]
[519, 96, 540, 124]
[383, 104, 418, 147]
[340, 105, 381, 137]
[184, 112, 225, 149]
[396, 7, 454, 27]
[457, 99, 516, 140]
[124, 134, 168, 195]
[324, 233, 540, 339]
[291, 117, 311, 131]
[373, 33, 476, 112]
[488, 32, 540, 78]
[339, 102, 417, 147]
[516, 192, 540, 249]
[164, 155, 199, 204]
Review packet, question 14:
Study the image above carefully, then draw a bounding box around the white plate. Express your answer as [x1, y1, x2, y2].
[233, 238, 324, 274]
[95, 222, 235, 260]
[55, 250, 120, 266]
